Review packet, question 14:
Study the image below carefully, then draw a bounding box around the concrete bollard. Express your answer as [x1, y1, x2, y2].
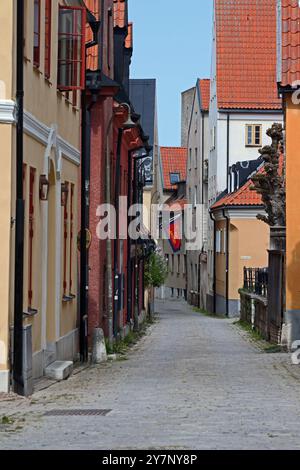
[92, 328, 107, 364]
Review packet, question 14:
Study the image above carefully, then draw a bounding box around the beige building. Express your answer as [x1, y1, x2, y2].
[185, 79, 210, 309]
[0, 0, 85, 392]
[210, 172, 269, 316]
[156, 147, 187, 299]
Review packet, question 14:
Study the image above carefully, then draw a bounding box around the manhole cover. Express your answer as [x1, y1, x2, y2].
[44, 409, 111, 417]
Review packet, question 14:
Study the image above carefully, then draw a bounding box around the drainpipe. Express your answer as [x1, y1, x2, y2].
[127, 150, 133, 323]
[201, 111, 205, 204]
[80, 92, 97, 362]
[133, 157, 140, 331]
[13, 0, 25, 395]
[226, 113, 230, 193]
[79, 10, 101, 362]
[209, 211, 217, 314]
[222, 208, 230, 317]
[113, 128, 124, 337]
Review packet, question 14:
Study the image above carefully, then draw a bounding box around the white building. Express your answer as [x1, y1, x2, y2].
[207, 0, 283, 312]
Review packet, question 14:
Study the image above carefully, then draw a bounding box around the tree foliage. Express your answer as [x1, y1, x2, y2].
[251, 123, 285, 227]
[144, 252, 168, 288]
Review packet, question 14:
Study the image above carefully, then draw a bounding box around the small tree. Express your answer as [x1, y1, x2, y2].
[251, 123, 285, 227]
[144, 252, 168, 288]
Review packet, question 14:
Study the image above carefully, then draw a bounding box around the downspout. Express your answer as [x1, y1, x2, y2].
[201, 111, 205, 204]
[133, 157, 139, 331]
[106, 122, 114, 347]
[80, 92, 97, 362]
[127, 150, 133, 323]
[79, 8, 101, 362]
[222, 208, 230, 317]
[226, 113, 230, 193]
[209, 211, 217, 314]
[13, 0, 25, 395]
[113, 128, 124, 337]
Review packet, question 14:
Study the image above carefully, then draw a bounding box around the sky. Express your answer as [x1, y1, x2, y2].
[129, 0, 213, 147]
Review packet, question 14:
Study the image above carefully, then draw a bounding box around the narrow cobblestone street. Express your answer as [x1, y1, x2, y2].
[1, 299, 300, 450]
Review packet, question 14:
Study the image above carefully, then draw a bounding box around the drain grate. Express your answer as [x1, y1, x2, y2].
[44, 409, 111, 417]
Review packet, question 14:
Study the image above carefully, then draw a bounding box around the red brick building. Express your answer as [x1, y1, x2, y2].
[82, 0, 151, 348]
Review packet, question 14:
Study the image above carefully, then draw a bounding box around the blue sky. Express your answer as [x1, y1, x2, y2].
[129, 0, 213, 147]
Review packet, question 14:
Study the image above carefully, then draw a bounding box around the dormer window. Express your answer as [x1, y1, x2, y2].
[170, 172, 180, 185]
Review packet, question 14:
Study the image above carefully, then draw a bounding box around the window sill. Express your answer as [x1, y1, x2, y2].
[245, 144, 261, 148]
[23, 308, 38, 318]
[33, 65, 43, 75]
[45, 77, 52, 87]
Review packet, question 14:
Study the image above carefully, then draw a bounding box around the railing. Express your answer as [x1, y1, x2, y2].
[243, 267, 268, 297]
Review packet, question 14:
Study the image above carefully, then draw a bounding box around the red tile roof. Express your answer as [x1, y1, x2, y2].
[85, 0, 100, 71]
[280, 0, 300, 87]
[211, 175, 263, 210]
[160, 147, 187, 190]
[211, 154, 284, 210]
[198, 79, 210, 111]
[113, 0, 127, 28]
[215, 0, 282, 110]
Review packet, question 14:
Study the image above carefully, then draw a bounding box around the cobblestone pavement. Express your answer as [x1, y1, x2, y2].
[1, 299, 300, 450]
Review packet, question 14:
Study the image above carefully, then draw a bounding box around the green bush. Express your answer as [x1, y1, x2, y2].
[144, 252, 168, 288]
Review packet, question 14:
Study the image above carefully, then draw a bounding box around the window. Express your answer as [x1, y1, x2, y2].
[33, 0, 41, 67]
[44, 0, 52, 78]
[171, 255, 174, 273]
[57, 6, 86, 90]
[211, 126, 216, 150]
[183, 255, 186, 275]
[246, 124, 262, 146]
[28, 168, 36, 308]
[170, 172, 180, 185]
[194, 186, 198, 207]
[189, 148, 192, 169]
[195, 148, 198, 168]
[216, 230, 221, 253]
[223, 228, 227, 254]
[177, 255, 180, 274]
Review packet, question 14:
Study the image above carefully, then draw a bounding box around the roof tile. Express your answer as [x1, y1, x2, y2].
[215, 0, 282, 110]
[198, 79, 210, 111]
[160, 147, 187, 190]
[280, 0, 300, 87]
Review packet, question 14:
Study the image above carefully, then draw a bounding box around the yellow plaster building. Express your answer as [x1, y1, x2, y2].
[210, 175, 269, 316]
[0, 0, 85, 392]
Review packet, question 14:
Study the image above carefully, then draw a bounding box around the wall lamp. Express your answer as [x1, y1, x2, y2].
[39, 174, 50, 201]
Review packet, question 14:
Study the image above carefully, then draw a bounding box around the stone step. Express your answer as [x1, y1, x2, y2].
[44, 361, 73, 381]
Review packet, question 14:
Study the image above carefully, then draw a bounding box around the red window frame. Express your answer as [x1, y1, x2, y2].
[33, 0, 41, 67]
[69, 184, 74, 294]
[44, 0, 52, 78]
[63, 182, 69, 295]
[57, 6, 86, 91]
[28, 168, 36, 308]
